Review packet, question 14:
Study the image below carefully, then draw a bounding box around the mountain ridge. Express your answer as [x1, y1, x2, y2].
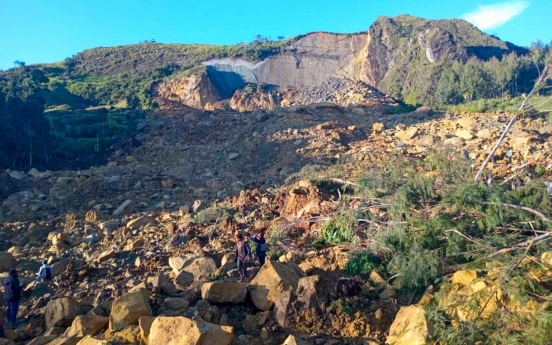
[1, 14, 534, 111]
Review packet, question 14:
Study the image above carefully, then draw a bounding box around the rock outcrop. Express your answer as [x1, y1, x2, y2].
[386, 305, 431, 345]
[148, 316, 233, 345]
[152, 16, 525, 111]
[109, 288, 151, 332]
[45, 298, 89, 329]
[153, 72, 221, 109]
[201, 282, 248, 304]
[248, 260, 306, 310]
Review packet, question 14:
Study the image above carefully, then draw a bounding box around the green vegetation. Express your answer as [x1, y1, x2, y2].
[331, 299, 357, 315]
[346, 149, 552, 343]
[319, 212, 358, 245]
[194, 206, 235, 224]
[46, 107, 144, 167]
[266, 224, 291, 259]
[36, 38, 291, 109]
[0, 66, 144, 170]
[374, 15, 549, 107]
[444, 94, 552, 115]
[0, 68, 54, 168]
[345, 251, 384, 275]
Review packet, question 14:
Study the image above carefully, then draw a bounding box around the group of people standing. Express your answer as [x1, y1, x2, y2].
[2, 233, 268, 329]
[3, 260, 53, 330]
[235, 230, 268, 282]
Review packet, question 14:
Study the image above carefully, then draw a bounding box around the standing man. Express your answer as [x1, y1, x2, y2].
[235, 233, 251, 282]
[4, 269, 23, 328]
[249, 230, 268, 267]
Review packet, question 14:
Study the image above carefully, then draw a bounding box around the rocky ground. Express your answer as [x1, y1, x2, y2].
[0, 101, 551, 345]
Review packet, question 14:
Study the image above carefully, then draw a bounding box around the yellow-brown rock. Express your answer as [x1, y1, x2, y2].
[282, 335, 311, 345]
[109, 288, 151, 332]
[248, 260, 305, 310]
[76, 337, 112, 345]
[451, 270, 477, 286]
[201, 282, 248, 304]
[148, 316, 233, 345]
[540, 252, 552, 266]
[139, 316, 156, 345]
[0, 252, 17, 272]
[45, 298, 87, 329]
[386, 305, 431, 345]
[64, 315, 108, 337]
[104, 325, 140, 344]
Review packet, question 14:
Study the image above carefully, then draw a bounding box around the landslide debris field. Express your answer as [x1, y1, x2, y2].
[1, 102, 552, 345]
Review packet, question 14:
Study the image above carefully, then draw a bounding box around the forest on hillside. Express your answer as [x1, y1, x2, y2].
[0, 68, 143, 171]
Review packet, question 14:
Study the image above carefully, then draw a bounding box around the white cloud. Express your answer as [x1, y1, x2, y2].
[461, 1, 529, 30]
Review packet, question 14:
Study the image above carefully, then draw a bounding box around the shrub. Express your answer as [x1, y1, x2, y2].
[345, 251, 385, 275]
[386, 243, 441, 289]
[319, 213, 358, 245]
[194, 206, 235, 224]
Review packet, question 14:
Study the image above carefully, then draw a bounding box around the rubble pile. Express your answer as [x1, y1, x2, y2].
[0, 103, 550, 345]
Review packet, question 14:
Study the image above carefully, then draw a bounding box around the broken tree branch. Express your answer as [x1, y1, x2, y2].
[488, 232, 551, 257]
[500, 163, 530, 185]
[473, 63, 552, 183]
[485, 202, 551, 222]
[445, 229, 495, 251]
[329, 178, 358, 186]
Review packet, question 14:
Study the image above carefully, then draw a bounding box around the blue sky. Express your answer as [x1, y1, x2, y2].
[1, 0, 550, 70]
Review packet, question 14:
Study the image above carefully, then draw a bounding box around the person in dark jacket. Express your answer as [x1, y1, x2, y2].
[248, 230, 268, 267]
[4, 268, 23, 327]
[234, 233, 251, 282]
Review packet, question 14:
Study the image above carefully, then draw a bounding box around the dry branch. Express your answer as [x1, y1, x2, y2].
[485, 202, 551, 222]
[474, 62, 552, 183]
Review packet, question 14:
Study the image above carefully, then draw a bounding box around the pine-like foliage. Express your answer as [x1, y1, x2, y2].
[350, 149, 552, 341]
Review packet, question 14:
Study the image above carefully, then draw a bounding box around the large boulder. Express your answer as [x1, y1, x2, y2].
[282, 335, 312, 345]
[184, 257, 217, 280]
[201, 282, 248, 304]
[2, 190, 33, 209]
[139, 316, 156, 345]
[150, 274, 178, 295]
[27, 336, 57, 345]
[248, 260, 306, 310]
[109, 288, 151, 332]
[0, 252, 18, 272]
[104, 325, 141, 343]
[386, 305, 431, 345]
[63, 315, 109, 337]
[0, 171, 21, 201]
[126, 216, 155, 231]
[169, 254, 199, 274]
[148, 316, 233, 345]
[42, 337, 82, 345]
[175, 270, 194, 290]
[45, 298, 89, 329]
[76, 336, 112, 345]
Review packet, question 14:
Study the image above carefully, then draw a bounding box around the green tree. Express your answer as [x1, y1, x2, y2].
[436, 68, 462, 105]
[126, 94, 140, 110]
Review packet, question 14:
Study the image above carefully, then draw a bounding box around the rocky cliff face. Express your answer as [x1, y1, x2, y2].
[153, 72, 221, 109]
[154, 15, 525, 110]
[362, 15, 526, 92]
[203, 32, 367, 95]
